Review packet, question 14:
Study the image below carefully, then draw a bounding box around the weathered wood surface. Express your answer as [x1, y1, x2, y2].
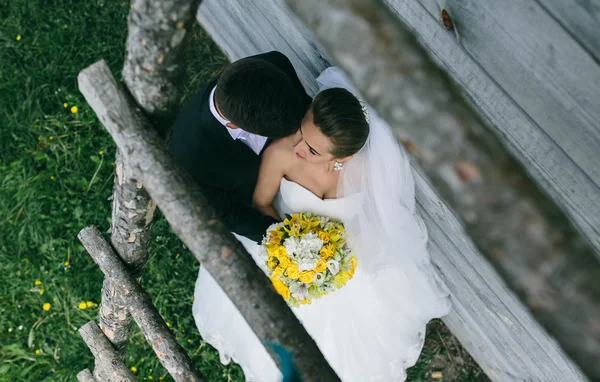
[99, 0, 199, 356]
[77, 61, 340, 382]
[397, 0, 600, 255]
[536, 0, 600, 63]
[76, 369, 97, 382]
[79, 321, 138, 382]
[197, 0, 596, 380]
[79, 226, 205, 382]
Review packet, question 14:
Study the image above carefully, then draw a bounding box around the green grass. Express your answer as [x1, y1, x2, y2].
[0, 1, 486, 381]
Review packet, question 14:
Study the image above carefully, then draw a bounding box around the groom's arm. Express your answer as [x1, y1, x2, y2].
[201, 185, 278, 243]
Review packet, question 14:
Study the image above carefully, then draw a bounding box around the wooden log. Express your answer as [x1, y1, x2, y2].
[78, 60, 340, 382]
[79, 227, 204, 382]
[286, 0, 600, 379]
[99, 0, 199, 355]
[123, 0, 201, 132]
[79, 321, 137, 382]
[76, 369, 97, 382]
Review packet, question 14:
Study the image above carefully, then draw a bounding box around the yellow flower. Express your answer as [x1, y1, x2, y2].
[42, 303, 51, 311]
[314, 258, 327, 273]
[34, 280, 42, 286]
[159, 376, 165, 381]
[272, 267, 283, 278]
[298, 297, 312, 305]
[50, 176, 55, 180]
[318, 231, 330, 243]
[35, 349, 40, 355]
[319, 245, 335, 259]
[70, 106, 78, 114]
[266, 257, 278, 270]
[166, 322, 171, 327]
[98, 150, 104, 155]
[266, 229, 284, 245]
[39, 289, 45, 296]
[278, 255, 291, 268]
[49, 136, 54, 140]
[149, 377, 153, 380]
[130, 366, 137, 373]
[270, 277, 290, 300]
[299, 271, 315, 284]
[334, 271, 352, 288]
[285, 263, 300, 280]
[78, 301, 87, 310]
[86, 301, 94, 308]
[349, 256, 357, 276]
[64, 260, 69, 266]
[16, 35, 22, 41]
[63, 103, 68, 108]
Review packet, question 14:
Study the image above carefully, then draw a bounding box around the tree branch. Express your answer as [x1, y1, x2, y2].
[76, 369, 97, 382]
[79, 227, 205, 382]
[78, 60, 339, 382]
[79, 321, 138, 382]
[286, 0, 600, 378]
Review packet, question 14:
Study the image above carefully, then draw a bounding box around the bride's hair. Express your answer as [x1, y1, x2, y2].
[311, 88, 369, 158]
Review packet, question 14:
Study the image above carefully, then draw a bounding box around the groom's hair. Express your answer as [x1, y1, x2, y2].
[215, 58, 305, 138]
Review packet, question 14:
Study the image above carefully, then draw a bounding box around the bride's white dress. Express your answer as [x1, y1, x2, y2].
[193, 67, 451, 381]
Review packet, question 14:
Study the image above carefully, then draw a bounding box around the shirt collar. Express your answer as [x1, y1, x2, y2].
[209, 86, 246, 140]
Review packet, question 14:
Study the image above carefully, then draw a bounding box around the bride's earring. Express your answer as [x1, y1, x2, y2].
[334, 161, 344, 171]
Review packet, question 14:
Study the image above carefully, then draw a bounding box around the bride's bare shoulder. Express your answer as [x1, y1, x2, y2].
[262, 138, 294, 169]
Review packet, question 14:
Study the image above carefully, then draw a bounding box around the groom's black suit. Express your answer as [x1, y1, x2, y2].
[169, 51, 312, 242]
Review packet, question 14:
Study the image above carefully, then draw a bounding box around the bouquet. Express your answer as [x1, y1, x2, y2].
[260, 213, 357, 306]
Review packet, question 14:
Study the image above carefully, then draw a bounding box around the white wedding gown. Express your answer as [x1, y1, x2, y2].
[193, 181, 450, 381]
[193, 67, 451, 381]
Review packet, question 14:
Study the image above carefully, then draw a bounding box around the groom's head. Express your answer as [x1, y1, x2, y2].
[215, 58, 305, 139]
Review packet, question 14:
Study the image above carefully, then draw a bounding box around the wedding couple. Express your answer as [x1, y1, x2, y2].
[170, 51, 451, 381]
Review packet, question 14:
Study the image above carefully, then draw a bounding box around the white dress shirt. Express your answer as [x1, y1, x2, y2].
[209, 86, 267, 155]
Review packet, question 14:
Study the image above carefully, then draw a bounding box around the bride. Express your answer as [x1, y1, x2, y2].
[193, 67, 451, 381]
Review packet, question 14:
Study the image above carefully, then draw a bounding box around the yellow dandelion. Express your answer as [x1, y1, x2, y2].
[130, 366, 137, 373]
[63, 103, 68, 108]
[42, 303, 51, 311]
[34, 280, 42, 286]
[166, 322, 171, 327]
[64, 260, 69, 266]
[140, 358, 145, 363]
[86, 301, 93, 308]
[78, 301, 87, 310]
[50, 175, 55, 180]
[35, 349, 40, 355]
[148, 377, 153, 381]
[49, 136, 54, 140]
[187, 339, 191, 343]
[98, 150, 104, 155]
[39, 289, 45, 296]
[16, 35, 21, 41]
[159, 376, 165, 381]
[70, 106, 78, 114]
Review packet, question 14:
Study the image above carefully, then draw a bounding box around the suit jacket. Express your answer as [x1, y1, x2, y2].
[169, 51, 312, 242]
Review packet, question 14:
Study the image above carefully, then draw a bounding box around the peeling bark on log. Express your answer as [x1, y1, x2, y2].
[286, 0, 600, 378]
[79, 321, 138, 382]
[76, 369, 97, 382]
[99, 0, 199, 356]
[78, 60, 340, 382]
[79, 227, 204, 382]
[123, 0, 202, 132]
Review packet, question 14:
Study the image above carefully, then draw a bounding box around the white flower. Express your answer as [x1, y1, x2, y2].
[314, 272, 326, 286]
[291, 284, 309, 300]
[18, 325, 23, 331]
[326, 259, 340, 275]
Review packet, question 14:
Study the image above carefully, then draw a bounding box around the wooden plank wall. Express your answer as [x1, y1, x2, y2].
[197, 0, 594, 380]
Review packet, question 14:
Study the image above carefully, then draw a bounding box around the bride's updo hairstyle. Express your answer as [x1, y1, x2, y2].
[311, 88, 369, 158]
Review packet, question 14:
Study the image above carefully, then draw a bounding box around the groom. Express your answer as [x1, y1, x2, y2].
[170, 51, 312, 242]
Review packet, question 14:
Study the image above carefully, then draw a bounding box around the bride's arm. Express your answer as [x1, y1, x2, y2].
[253, 142, 288, 221]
